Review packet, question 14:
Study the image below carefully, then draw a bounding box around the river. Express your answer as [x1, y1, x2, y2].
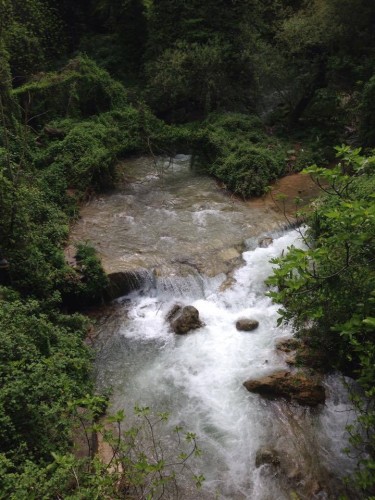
[71, 156, 357, 499]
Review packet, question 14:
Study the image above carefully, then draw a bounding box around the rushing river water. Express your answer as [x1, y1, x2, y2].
[75, 157, 358, 499]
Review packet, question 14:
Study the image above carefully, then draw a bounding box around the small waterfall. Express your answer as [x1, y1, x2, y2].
[95, 230, 357, 499]
[107, 268, 156, 299]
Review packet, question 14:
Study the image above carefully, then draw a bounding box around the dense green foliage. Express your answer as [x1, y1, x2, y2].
[0, 290, 90, 460]
[267, 147, 375, 496]
[0, 287, 92, 488]
[1, 0, 375, 496]
[192, 113, 287, 197]
[0, 0, 67, 79]
[0, 399, 203, 499]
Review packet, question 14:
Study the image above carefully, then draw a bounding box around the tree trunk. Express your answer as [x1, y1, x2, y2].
[289, 60, 326, 126]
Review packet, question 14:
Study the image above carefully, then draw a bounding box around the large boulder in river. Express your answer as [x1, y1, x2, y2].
[236, 318, 259, 332]
[168, 305, 203, 334]
[243, 370, 325, 406]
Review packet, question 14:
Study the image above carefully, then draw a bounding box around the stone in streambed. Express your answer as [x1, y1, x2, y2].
[276, 337, 301, 353]
[166, 304, 182, 322]
[236, 318, 259, 331]
[258, 237, 273, 248]
[255, 447, 280, 468]
[167, 305, 203, 334]
[243, 370, 325, 406]
[285, 352, 297, 365]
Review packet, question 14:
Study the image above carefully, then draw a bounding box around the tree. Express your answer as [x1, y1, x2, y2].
[251, 0, 375, 130]
[267, 146, 375, 496]
[145, 0, 259, 118]
[91, 0, 147, 79]
[1, 0, 67, 81]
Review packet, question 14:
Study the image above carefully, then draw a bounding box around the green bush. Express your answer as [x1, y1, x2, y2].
[33, 103, 197, 201]
[191, 112, 288, 197]
[0, 163, 71, 297]
[204, 112, 263, 133]
[145, 40, 237, 118]
[40, 119, 118, 193]
[2, 0, 67, 79]
[212, 143, 284, 197]
[0, 400, 204, 499]
[13, 56, 128, 124]
[0, 289, 91, 465]
[267, 146, 375, 496]
[66, 243, 110, 307]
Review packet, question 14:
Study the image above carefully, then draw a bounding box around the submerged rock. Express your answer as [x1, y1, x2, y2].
[236, 318, 259, 332]
[243, 370, 325, 406]
[254, 442, 332, 499]
[258, 237, 273, 248]
[255, 447, 280, 468]
[167, 305, 203, 334]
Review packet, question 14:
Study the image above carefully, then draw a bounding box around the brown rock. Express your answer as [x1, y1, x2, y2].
[236, 318, 259, 332]
[276, 338, 301, 353]
[255, 447, 280, 468]
[309, 480, 323, 496]
[169, 305, 203, 334]
[285, 353, 297, 365]
[243, 370, 325, 406]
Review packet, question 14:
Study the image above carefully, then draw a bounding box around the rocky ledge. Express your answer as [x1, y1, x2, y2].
[243, 370, 325, 406]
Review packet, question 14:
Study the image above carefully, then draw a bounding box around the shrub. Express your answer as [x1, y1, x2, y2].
[191, 112, 288, 197]
[12, 56, 128, 125]
[0, 401, 204, 499]
[267, 146, 375, 496]
[70, 243, 109, 307]
[211, 143, 284, 197]
[0, 289, 91, 464]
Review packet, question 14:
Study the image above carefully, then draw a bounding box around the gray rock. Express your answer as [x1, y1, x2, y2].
[106, 270, 149, 300]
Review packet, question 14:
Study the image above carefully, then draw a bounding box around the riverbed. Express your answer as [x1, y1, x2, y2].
[71, 156, 357, 499]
